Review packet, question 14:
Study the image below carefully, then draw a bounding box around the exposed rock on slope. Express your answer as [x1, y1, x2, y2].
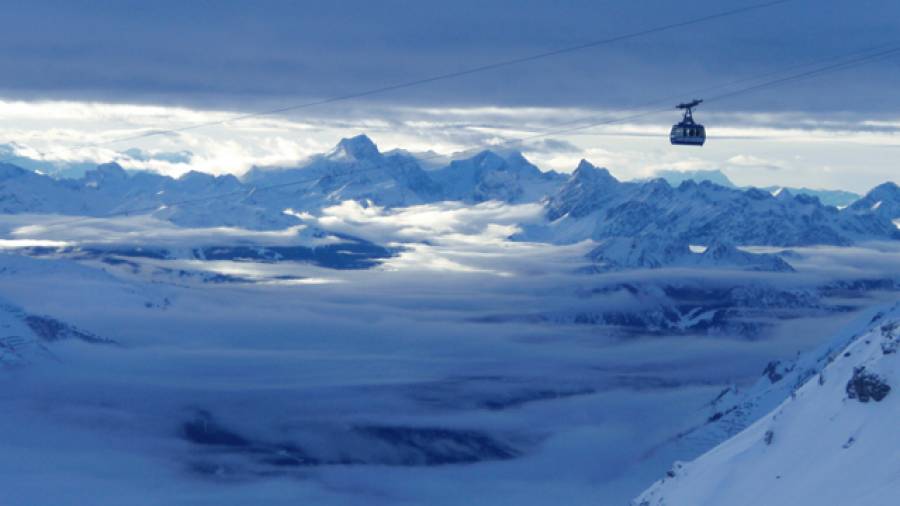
[0, 299, 114, 367]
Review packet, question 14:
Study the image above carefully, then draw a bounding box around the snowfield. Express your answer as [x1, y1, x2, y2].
[634, 303, 900, 506]
[0, 138, 898, 505]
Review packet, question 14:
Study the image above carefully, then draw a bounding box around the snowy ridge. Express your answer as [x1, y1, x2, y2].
[244, 135, 444, 211]
[1, 136, 897, 247]
[652, 169, 737, 189]
[523, 162, 898, 246]
[633, 302, 900, 506]
[587, 236, 794, 272]
[636, 304, 888, 462]
[0, 136, 563, 230]
[848, 182, 900, 221]
[431, 150, 566, 204]
[651, 168, 863, 208]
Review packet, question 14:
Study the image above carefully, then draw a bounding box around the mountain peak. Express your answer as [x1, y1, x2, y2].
[470, 150, 506, 166]
[504, 150, 529, 164]
[178, 170, 214, 183]
[847, 180, 900, 217]
[467, 150, 540, 176]
[542, 161, 620, 221]
[868, 181, 900, 197]
[331, 134, 381, 161]
[574, 159, 596, 173]
[655, 168, 735, 188]
[773, 187, 793, 200]
[85, 162, 128, 182]
[572, 160, 617, 184]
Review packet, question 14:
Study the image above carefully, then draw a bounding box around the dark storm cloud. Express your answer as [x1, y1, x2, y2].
[0, 0, 898, 113]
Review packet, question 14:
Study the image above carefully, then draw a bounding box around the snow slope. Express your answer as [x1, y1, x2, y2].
[633, 303, 900, 506]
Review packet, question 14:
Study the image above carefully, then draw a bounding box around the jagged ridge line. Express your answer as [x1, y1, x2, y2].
[20, 42, 900, 230]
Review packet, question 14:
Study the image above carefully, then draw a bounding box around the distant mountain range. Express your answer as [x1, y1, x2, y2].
[1, 135, 898, 248]
[586, 236, 794, 272]
[652, 169, 862, 208]
[519, 160, 898, 247]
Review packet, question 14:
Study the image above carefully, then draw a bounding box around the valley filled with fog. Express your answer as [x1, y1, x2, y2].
[1, 136, 898, 504]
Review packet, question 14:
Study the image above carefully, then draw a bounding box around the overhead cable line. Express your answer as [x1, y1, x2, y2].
[442, 44, 900, 154]
[26, 41, 900, 231]
[0, 0, 794, 166]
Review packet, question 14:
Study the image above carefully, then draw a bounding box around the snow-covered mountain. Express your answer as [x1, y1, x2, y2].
[653, 169, 737, 189]
[245, 136, 567, 208]
[652, 169, 862, 208]
[764, 185, 861, 209]
[430, 150, 566, 204]
[633, 303, 899, 506]
[244, 135, 443, 210]
[847, 181, 900, 221]
[0, 159, 289, 228]
[0, 135, 565, 229]
[587, 236, 794, 272]
[522, 161, 898, 246]
[1, 137, 896, 247]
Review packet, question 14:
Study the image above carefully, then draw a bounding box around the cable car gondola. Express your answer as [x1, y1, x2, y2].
[670, 99, 706, 146]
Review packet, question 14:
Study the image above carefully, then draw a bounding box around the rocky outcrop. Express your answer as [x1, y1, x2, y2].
[846, 366, 891, 402]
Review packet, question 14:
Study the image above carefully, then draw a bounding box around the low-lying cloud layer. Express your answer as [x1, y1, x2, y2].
[1, 193, 900, 505]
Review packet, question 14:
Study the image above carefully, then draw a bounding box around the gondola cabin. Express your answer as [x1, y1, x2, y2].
[670, 99, 706, 146]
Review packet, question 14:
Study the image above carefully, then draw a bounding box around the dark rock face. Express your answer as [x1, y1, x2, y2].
[881, 322, 899, 355]
[181, 410, 520, 476]
[19, 239, 395, 271]
[194, 241, 395, 270]
[182, 411, 250, 447]
[846, 367, 891, 403]
[355, 425, 518, 466]
[763, 360, 794, 384]
[23, 314, 113, 344]
[181, 411, 322, 473]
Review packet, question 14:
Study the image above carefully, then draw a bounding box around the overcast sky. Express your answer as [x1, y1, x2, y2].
[0, 0, 897, 192]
